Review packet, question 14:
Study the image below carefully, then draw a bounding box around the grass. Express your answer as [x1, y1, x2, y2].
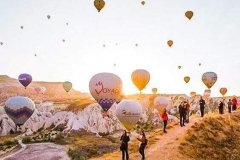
[179, 111, 240, 160]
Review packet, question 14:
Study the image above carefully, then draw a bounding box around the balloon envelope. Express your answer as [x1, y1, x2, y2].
[152, 88, 157, 94]
[62, 81, 72, 92]
[184, 76, 190, 83]
[89, 72, 122, 111]
[154, 97, 171, 113]
[141, 1, 145, 5]
[185, 11, 194, 20]
[167, 40, 173, 47]
[202, 72, 217, 89]
[115, 100, 142, 131]
[94, 0, 105, 12]
[4, 96, 35, 126]
[190, 92, 196, 97]
[178, 66, 181, 69]
[131, 69, 150, 92]
[18, 74, 32, 88]
[220, 88, 227, 96]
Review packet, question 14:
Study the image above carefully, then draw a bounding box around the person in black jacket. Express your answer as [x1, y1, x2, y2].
[179, 102, 185, 127]
[219, 99, 225, 114]
[199, 96, 205, 117]
[120, 130, 130, 160]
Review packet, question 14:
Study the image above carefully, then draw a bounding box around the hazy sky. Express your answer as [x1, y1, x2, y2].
[0, 0, 240, 97]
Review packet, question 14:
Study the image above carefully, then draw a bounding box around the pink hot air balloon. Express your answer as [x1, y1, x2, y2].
[18, 74, 32, 89]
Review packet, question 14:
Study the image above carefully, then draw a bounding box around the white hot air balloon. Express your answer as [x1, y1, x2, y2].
[154, 97, 171, 113]
[4, 96, 35, 127]
[115, 99, 142, 131]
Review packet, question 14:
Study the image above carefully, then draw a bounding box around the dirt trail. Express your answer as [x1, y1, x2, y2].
[90, 117, 201, 160]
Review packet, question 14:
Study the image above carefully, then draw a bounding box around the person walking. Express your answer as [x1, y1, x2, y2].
[120, 130, 130, 160]
[137, 130, 147, 160]
[161, 108, 168, 133]
[179, 102, 185, 127]
[227, 99, 232, 113]
[232, 96, 237, 112]
[199, 96, 206, 117]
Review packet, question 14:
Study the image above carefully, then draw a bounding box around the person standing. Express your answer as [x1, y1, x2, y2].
[219, 100, 224, 114]
[137, 130, 147, 160]
[179, 102, 185, 127]
[185, 100, 190, 123]
[161, 108, 168, 133]
[199, 96, 206, 117]
[232, 96, 237, 111]
[120, 130, 130, 160]
[227, 99, 232, 113]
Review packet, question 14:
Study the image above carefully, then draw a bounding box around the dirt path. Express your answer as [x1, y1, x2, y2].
[90, 117, 201, 160]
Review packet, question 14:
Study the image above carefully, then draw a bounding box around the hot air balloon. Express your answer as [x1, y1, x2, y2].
[35, 87, 46, 94]
[63, 39, 65, 42]
[199, 63, 201, 66]
[116, 92, 124, 104]
[0, 42, 3, 45]
[178, 66, 181, 69]
[131, 69, 150, 92]
[141, 1, 145, 5]
[203, 89, 211, 99]
[190, 92, 196, 97]
[66, 23, 68, 25]
[220, 88, 227, 96]
[47, 15, 51, 19]
[115, 100, 142, 131]
[152, 88, 157, 94]
[4, 96, 35, 127]
[94, 0, 105, 12]
[89, 72, 122, 111]
[185, 11, 194, 20]
[167, 40, 173, 47]
[154, 97, 171, 113]
[21, 26, 24, 29]
[18, 74, 32, 89]
[202, 72, 217, 89]
[184, 76, 190, 83]
[135, 44, 138, 47]
[62, 81, 72, 92]
[103, 44, 105, 47]
[149, 95, 157, 107]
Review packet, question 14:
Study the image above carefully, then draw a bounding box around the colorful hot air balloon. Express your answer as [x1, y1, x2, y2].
[4, 96, 35, 127]
[21, 26, 24, 29]
[94, 0, 105, 12]
[220, 88, 227, 96]
[115, 100, 142, 131]
[178, 66, 181, 69]
[141, 1, 145, 5]
[184, 76, 190, 83]
[62, 81, 72, 92]
[47, 15, 51, 19]
[89, 72, 122, 111]
[167, 40, 173, 47]
[190, 92, 196, 97]
[185, 11, 194, 20]
[18, 74, 32, 89]
[154, 97, 171, 113]
[131, 69, 150, 92]
[202, 72, 217, 89]
[152, 88, 157, 94]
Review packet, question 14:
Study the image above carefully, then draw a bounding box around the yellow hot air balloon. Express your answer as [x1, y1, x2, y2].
[167, 40, 173, 47]
[47, 15, 51, 19]
[202, 72, 217, 89]
[184, 76, 190, 83]
[190, 92, 196, 97]
[220, 88, 227, 96]
[152, 88, 157, 94]
[131, 69, 150, 92]
[94, 0, 105, 12]
[141, 1, 145, 5]
[62, 81, 72, 92]
[185, 11, 194, 20]
[178, 66, 181, 69]
[21, 26, 24, 29]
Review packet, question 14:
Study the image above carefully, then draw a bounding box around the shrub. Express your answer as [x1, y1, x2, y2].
[22, 137, 31, 144]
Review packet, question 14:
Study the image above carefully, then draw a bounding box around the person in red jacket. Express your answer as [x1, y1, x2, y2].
[161, 108, 168, 133]
[232, 96, 237, 111]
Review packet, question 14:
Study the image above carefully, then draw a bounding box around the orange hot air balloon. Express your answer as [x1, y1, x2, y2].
[185, 11, 194, 20]
[152, 88, 157, 94]
[184, 76, 190, 83]
[94, 0, 105, 12]
[141, 1, 145, 5]
[220, 88, 227, 96]
[131, 69, 150, 92]
[178, 66, 181, 69]
[190, 92, 196, 97]
[167, 40, 173, 47]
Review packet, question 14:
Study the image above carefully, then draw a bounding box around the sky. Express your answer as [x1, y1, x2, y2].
[0, 0, 240, 97]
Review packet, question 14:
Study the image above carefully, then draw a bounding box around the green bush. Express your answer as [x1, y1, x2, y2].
[3, 140, 15, 146]
[22, 136, 32, 144]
